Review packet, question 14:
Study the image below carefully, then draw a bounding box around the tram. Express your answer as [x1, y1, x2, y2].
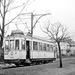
[4, 30, 56, 66]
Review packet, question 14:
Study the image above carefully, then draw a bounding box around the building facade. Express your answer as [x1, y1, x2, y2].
[59, 41, 75, 56]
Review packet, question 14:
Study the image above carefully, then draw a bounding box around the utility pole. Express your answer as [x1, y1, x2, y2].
[30, 12, 51, 37]
[17, 12, 51, 37]
[31, 13, 33, 37]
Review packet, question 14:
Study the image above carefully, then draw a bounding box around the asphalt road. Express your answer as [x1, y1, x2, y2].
[0, 57, 75, 75]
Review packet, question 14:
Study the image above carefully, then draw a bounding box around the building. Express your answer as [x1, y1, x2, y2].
[60, 41, 75, 56]
[60, 42, 69, 55]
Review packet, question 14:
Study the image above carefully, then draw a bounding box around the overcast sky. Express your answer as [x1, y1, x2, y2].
[6, 0, 75, 38]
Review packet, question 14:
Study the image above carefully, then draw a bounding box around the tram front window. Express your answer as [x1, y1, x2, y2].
[5, 40, 9, 50]
[10, 40, 14, 49]
[15, 40, 19, 50]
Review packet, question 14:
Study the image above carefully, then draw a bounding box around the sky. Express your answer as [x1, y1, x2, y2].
[5, 0, 75, 39]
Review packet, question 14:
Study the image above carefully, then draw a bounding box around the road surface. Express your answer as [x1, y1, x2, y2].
[0, 57, 75, 75]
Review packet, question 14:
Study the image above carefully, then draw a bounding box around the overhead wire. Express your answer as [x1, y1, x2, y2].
[18, 16, 30, 32]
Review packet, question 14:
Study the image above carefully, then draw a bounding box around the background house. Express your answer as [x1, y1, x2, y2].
[56, 40, 75, 56]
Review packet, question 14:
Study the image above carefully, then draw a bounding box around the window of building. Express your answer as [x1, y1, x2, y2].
[33, 41, 38, 50]
[15, 40, 19, 50]
[21, 39, 25, 50]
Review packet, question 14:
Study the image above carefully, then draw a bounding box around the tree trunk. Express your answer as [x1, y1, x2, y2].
[0, 36, 3, 52]
[57, 42, 63, 68]
[0, 37, 3, 61]
[0, 0, 6, 61]
[0, 0, 6, 51]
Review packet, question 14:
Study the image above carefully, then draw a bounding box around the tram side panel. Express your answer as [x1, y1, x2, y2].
[18, 50, 26, 59]
[30, 40, 56, 62]
[31, 51, 55, 60]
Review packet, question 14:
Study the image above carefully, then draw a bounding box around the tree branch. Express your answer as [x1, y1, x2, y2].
[0, 10, 3, 18]
[5, 0, 14, 13]
[4, 24, 9, 35]
[4, 0, 30, 27]
[0, 0, 3, 18]
[7, 3, 25, 12]
[18, 17, 30, 31]
[33, 14, 51, 29]
[40, 25, 52, 38]
[60, 26, 68, 40]
[6, 0, 14, 6]
[0, 0, 4, 7]
[0, 25, 1, 29]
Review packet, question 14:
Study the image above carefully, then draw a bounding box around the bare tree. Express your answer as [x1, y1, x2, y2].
[0, 0, 33, 52]
[42, 21, 70, 68]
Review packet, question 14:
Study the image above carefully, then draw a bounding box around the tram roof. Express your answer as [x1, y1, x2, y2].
[5, 30, 54, 43]
[5, 35, 54, 43]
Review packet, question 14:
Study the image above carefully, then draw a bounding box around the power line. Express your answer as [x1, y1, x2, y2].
[15, 23, 19, 30]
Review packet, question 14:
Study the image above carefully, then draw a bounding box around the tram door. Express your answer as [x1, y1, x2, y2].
[26, 40, 30, 59]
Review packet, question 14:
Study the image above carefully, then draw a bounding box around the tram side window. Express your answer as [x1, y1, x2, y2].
[21, 39, 25, 50]
[10, 40, 14, 49]
[39, 42, 42, 51]
[50, 45, 53, 52]
[33, 41, 38, 50]
[42, 43, 46, 51]
[5, 40, 9, 50]
[15, 40, 19, 50]
[51, 45, 53, 52]
[53, 46, 56, 52]
[46, 44, 50, 51]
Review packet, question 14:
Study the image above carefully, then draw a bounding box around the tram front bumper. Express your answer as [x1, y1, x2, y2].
[4, 59, 20, 64]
